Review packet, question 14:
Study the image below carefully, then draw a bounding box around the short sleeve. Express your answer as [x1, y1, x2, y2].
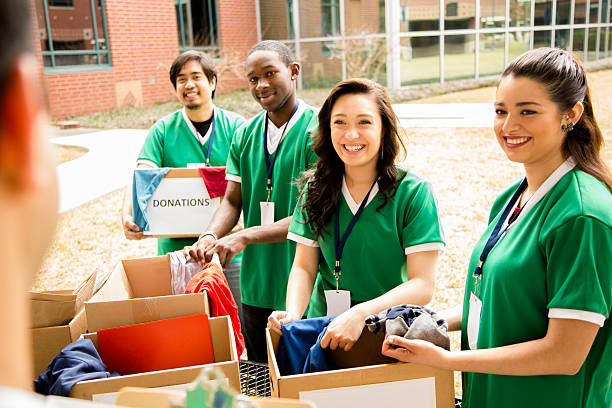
[225, 124, 244, 182]
[545, 216, 612, 323]
[137, 124, 164, 167]
[402, 181, 445, 253]
[287, 190, 319, 247]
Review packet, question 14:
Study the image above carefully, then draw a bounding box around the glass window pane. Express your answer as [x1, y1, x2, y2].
[534, 1, 553, 26]
[321, 1, 341, 38]
[555, 29, 570, 49]
[400, 36, 440, 85]
[479, 33, 504, 77]
[35, 0, 51, 56]
[342, 0, 385, 35]
[300, 41, 343, 89]
[445, 0, 475, 31]
[508, 31, 530, 62]
[572, 29, 586, 61]
[260, 0, 292, 40]
[534, 30, 551, 48]
[590, 1, 600, 24]
[556, 0, 572, 24]
[509, 0, 530, 27]
[574, 0, 586, 24]
[343, 36, 387, 84]
[602, 0, 609, 22]
[399, 0, 440, 32]
[588, 28, 598, 60]
[480, 0, 505, 29]
[445, 34, 474, 81]
[94, 0, 108, 52]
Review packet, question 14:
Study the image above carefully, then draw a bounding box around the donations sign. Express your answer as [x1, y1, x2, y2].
[139, 168, 221, 237]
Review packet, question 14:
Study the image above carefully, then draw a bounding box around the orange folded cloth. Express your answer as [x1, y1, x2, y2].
[185, 262, 245, 357]
[97, 314, 214, 375]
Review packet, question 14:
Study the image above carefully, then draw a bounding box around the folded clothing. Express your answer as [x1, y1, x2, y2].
[34, 339, 117, 397]
[132, 168, 171, 231]
[185, 262, 245, 358]
[365, 305, 450, 350]
[198, 166, 227, 199]
[276, 316, 336, 376]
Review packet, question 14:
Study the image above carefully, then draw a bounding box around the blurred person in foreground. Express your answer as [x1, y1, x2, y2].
[0, 1, 110, 406]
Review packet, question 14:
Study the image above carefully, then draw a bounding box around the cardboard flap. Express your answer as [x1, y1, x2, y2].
[86, 293, 209, 332]
[122, 256, 172, 298]
[90, 261, 132, 302]
[30, 294, 76, 328]
[73, 269, 98, 313]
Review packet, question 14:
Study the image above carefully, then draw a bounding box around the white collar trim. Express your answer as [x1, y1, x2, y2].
[504, 156, 577, 229]
[341, 176, 380, 215]
[182, 105, 215, 146]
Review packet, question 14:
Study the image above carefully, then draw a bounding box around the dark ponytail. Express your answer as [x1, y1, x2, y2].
[502, 47, 612, 192]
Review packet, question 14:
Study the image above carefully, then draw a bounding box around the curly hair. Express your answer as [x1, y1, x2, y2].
[299, 78, 406, 238]
[502, 47, 612, 192]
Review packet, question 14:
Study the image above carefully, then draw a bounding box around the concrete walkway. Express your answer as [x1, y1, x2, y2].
[51, 103, 494, 213]
[51, 129, 147, 213]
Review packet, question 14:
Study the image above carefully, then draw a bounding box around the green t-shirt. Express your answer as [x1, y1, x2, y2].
[289, 170, 445, 317]
[461, 159, 612, 408]
[138, 106, 245, 255]
[225, 102, 318, 310]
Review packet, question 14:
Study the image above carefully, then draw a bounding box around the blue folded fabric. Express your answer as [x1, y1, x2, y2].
[276, 316, 336, 375]
[34, 339, 118, 397]
[132, 168, 171, 232]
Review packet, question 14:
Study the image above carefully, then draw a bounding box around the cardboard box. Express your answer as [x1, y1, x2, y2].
[267, 328, 455, 408]
[71, 316, 239, 402]
[134, 168, 221, 238]
[84, 255, 210, 332]
[30, 269, 97, 328]
[31, 308, 88, 378]
[31, 271, 97, 378]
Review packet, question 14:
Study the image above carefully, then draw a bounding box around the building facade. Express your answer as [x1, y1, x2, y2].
[33, 0, 612, 119]
[262, 0, 612, 89]
[33, 0, 259, 119]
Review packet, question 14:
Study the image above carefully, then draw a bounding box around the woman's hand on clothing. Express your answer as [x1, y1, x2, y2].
[381, 335, 448, 366]
[320, 307, 368, 351]
[267, 311, 301, 335]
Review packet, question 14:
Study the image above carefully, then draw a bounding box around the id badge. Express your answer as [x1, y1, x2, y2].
[324, 290, 351, 316]
[467, 292, 482, 350]
[260, 202, 275, 226]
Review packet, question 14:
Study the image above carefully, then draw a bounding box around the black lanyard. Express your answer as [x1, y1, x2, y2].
[333, 180, 377, 291]
[202, 110, 216, 167]
[473, 178, 528, 284]
[263, 103, 299, 201]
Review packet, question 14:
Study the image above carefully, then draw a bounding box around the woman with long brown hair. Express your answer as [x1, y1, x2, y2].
[382, 48, 612, 408]
[267, 78, 445, 350]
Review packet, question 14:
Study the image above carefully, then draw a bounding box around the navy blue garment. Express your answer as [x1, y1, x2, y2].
[276, 316, 336, 375]
[34, 339, 118, 397]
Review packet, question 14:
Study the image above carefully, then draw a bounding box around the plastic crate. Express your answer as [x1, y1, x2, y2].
[239, 360, 271, 397]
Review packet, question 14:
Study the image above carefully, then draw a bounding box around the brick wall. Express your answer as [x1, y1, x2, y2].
[33, 0, 258, 120]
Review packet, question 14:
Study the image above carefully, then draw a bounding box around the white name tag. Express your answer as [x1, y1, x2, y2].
[260, 201, 275, 225]
[186, 163, 207, 168]
[467, 292, 482, 350]
[324, 290, 351, 316]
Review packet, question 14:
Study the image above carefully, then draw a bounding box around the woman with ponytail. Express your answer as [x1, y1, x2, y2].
[382, 48, 611, 408]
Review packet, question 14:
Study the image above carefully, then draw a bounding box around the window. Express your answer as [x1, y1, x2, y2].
[49, 0, 73, 7]
[176, 0, 219, 56]
[36, 0, 111, 70]
[321, 0, 340, 55]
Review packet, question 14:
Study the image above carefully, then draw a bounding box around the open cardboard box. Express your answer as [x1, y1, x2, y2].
[84, 255, 210, 332]
[267, 327, 455, 408]
[71, 315, 239, 402]
[31, 270, 97, 378]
